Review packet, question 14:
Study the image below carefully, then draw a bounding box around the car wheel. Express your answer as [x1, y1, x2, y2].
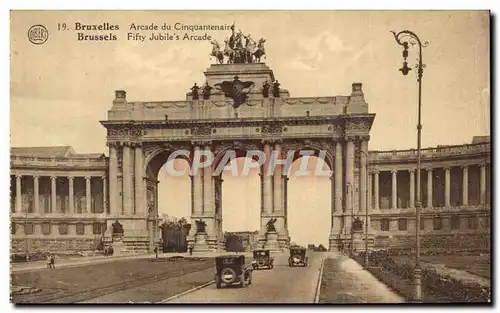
[220, 268, 237, 284]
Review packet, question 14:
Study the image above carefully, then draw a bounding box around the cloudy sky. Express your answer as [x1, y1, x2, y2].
[10, 11, 489, 246]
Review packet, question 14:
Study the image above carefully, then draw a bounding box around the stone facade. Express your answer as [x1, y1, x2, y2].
[10, 63, 491, 255]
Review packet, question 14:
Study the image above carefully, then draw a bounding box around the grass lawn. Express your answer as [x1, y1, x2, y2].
[392, 254, 490, 279]
[11, 257, 215, 303]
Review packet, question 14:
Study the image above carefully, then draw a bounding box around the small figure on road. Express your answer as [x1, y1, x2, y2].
[154, 246, 159, 259]
[46, 254, 51, 269]
[50, 254, 55, 269]
[188, 245, 193, 256]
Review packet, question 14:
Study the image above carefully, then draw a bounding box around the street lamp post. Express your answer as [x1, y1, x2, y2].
[391, 30, 428, 303]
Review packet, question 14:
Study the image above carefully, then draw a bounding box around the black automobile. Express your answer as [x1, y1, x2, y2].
[288, 246, 308, 267]
[215, 255, 253, 288]
[251, 249, 274, 270]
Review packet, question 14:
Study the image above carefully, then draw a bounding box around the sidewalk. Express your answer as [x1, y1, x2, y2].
[11, 251, 249, 273]
[320, 251, 404, 303]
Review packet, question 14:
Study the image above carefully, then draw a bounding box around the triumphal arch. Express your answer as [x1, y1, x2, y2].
[101, 27, 374, 252]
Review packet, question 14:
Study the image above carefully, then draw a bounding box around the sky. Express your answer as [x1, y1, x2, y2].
[10, 11, 490, 246]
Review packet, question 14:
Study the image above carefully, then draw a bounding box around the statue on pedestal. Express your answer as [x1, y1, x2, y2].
[272, 80, 281, 98]
[202, 82, 212, 100]
[112, 220, 124, 236]
[195, 219, 207, 233]
[262, 80, 270, 98]
[352, 217, 364, 231]
[266, 218, 277, 232]
[190, 83, 200, 100]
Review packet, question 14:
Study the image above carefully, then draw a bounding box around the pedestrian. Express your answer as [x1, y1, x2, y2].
[50, 254, 55, 269]
[188, 245, 193, 256]
[154, 246, 158, 259]
[46, 254, 51, 269]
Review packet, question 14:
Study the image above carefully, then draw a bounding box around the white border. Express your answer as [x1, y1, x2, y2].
[3, 2, 498, 312]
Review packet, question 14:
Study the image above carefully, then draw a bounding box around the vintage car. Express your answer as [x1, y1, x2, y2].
[251, 249, 274, 270]
[215, 255, 253, 288]
[288, 246, 308, 267]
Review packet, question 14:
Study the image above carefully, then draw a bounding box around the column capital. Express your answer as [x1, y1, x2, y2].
[443, 167, 451, 171]
[15, 173, 22, 179]
[426, 168, 433, 172]
[191, 140, 212, 146]
[390, 169, 398, 174]
[131, 142, 143, 148]
[408, 168, 416, 173]
[261, 138, 274, 145]
[101, 176, 107, 180]
[371, 170, 380, 175]
[120, 141, 132, 147]
[50, 176, 57, 180]
[68, 176, 74, 180]
[106, 141, 120, 148]
[479, 163, 487, 168]
[344, 135, 357, 142]
[358, 135, 370, 141]
[461, 165, 469, 170]
[33, 174, 40, 179]
[84, 176, 91, 180]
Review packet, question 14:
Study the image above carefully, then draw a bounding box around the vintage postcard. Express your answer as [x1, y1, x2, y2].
[10, 10, 490, 304]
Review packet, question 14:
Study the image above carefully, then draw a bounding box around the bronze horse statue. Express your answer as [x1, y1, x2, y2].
[223, 38, 234, 64]
[210, 40, 224, 64]
[253, 38, 266, 63]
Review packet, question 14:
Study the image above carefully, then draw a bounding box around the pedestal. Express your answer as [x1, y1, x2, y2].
[263, 231, 281, 251]
[112, 235, 124, 256]
[193, 232, 210, 252]
[351, 229, 374, 253]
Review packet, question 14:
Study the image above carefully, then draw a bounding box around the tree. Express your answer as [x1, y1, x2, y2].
[160, 215, 190, 252]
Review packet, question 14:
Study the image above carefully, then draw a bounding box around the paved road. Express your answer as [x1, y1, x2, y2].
[166, 252, 324, 303]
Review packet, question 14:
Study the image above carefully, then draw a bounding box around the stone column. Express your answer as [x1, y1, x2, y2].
[444, 167, 451, 207]
[122, 142, 132, 215]
[102, 176, 107, 214]
[273, 141, 282, 214]
[262, 140, 273, 215]
[427, 168, 433, 208]
[367, 172, 373, 212]
[334, 141, 343, 214]
[391, 170, 398, 209]
[480, 164, 486, 205]
[359, 138, 368, 215]
[68, 176, 74, 214]
[203, 144, 213, 215]
[33, 175, 39, 214]
[85, 176, 91, 213]
[462, 165, 468, 206]
[345, 137, 355, 232]
[192, 145, 203, 215]
[374, 171, 380, 210]
[409, 169, 415, 208]
[108, 142, 118, 216]
[15, 174, 22, 213]
[50, 176, 57, 214]
[134, 143, 143, 216]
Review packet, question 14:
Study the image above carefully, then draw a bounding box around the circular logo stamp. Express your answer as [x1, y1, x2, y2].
[28, 25, 49, 45]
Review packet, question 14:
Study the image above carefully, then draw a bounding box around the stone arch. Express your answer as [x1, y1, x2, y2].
[212, 141, 262, 173]
[282, 139, 334, 176]
[143, 144, 193, 180]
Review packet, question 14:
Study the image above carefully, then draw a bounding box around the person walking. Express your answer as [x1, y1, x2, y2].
[50, 254, 55, 269]
[46, 254, 52, 269]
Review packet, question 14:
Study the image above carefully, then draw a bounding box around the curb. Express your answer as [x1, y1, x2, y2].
[157, 280, 215, 303]
[314, 256, 326, 303]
